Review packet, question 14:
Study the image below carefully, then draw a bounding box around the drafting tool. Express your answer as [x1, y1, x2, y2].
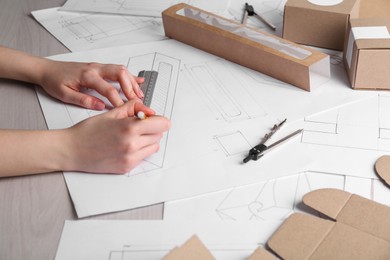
[138, 70, 158, 107]
[241, 3, 276, 30]
[243, 119, 303, 163]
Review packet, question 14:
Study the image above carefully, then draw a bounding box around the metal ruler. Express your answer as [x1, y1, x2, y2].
[138, 70, 158, 107]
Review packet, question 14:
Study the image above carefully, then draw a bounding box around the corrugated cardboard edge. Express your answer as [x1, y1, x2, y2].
[375, 155, 390, 186]
[163, 234, 215, 260]
[247, 246, 277, 260]
[162, 3, 329, 91]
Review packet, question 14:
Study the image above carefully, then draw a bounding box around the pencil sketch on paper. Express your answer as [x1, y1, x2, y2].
[302, 94, 390, 151]
[61, 0, 229, 17]
[58, 14, 161, 43]
[185, 59, 267, 122]
[164, 170, 390, 221]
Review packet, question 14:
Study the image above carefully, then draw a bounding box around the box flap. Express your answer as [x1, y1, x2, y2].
[163, 235, 215, 260]
[303, 188, 390, 242]
[350, 18, 390, 49]
[375, 155, 390, 186]
[268, 213, 334, 259]
[247, 247, 277, 260]
[286, 0, 358, 14]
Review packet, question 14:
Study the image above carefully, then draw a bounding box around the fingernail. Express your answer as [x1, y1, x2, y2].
[94, 102, 105, 110]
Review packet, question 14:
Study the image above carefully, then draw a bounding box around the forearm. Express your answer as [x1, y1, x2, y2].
[0, 46, 48, 84]
[0, 129, 71, 177]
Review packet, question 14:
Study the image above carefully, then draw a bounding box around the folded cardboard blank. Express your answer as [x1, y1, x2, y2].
[283, 0, 360, 51]
[344, 18, 390, 90]
[267, 188, 390, 259]
[162, 3, 330, 92]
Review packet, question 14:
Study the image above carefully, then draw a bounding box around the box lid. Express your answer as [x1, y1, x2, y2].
[286, 0, 359, 14]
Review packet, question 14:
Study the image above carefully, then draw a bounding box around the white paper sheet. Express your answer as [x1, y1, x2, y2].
[164, 170, 390, 221]
[60, 0, 230, 17]
[32, 8, 166, 52]
[37, 40, 372, 217]
[55, 220, 281, 260]
[299, 93, 390, 178]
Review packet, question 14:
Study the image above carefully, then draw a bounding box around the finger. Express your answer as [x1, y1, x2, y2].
[86, 76, 124, 107]
[127, 142, 161, 167]
[59, 90, 105, 110]
[132, 116, 171, 135]
[100, 65, 143, 100]
[134, 102, 155, 117]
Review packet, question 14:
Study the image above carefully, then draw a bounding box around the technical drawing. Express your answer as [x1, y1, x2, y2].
[214, 170, 390, 221]
[58, 13, 161, 43]
[126, 53, 180, 175]
[185, 59, 267, 122]
[214, 131, 252, 157]
[302, 94, 390, 151]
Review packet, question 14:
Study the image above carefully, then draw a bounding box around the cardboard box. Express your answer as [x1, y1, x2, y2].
[283, 0, 360, 50]
[267, 188, 390, 259]
[360, 0, 390, 19]
[162, 3, 330, 92]
[343, 18, 390, 90]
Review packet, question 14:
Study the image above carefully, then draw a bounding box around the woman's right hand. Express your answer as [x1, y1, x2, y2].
[63, 100, 170, 174]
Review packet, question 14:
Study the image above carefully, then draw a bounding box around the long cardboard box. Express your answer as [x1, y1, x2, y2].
[344, 18, 390, 90]
[162, 3, 330, 92]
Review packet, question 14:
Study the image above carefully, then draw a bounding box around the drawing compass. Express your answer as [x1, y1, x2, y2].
[243, 119, 303, 163]
[241, 2, 276, 31]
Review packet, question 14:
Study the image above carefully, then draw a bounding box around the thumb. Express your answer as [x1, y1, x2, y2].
[110, 100, 155, 119]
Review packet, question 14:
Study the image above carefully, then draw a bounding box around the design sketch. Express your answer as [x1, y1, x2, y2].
[214, 171, 390, 221]
[126, 53, 180, 175]
[185, 59, 267, 122]
[108, 243, 261, 260]
[61, 0, 229, 17]
[214, 131, 252, 157]
[58, 13, 161, 43]
[302, 94, 390, 151]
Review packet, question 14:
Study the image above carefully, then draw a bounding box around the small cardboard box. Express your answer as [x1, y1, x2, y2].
[162, 3, 330, 92]
[267, 188, 390, 259]
[283, 0, 360, 51]
[343, 18, 390, 90]
[360, 0, 390, 19]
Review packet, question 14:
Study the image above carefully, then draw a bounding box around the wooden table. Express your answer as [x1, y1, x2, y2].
[0, 1, 163, 259]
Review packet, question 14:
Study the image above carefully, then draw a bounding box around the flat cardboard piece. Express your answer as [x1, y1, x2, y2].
[283, 0, 360, 50]
[268, 188, 390, 259]
[375, 155, 390, 186]
[247, 247, 277, 260]
[162, 3, 330, 92]
[163, 235, 215, 260]
[343, 18, 390, 90]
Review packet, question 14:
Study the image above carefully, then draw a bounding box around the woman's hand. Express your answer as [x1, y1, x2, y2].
[38, 60, 145, 110]
[63, 100, 171, 174]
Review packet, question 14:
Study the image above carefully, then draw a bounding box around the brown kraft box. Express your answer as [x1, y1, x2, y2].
[162, 3, 330, 92]
[343, 18, 390, 90]
[283, 0, 360, 50]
